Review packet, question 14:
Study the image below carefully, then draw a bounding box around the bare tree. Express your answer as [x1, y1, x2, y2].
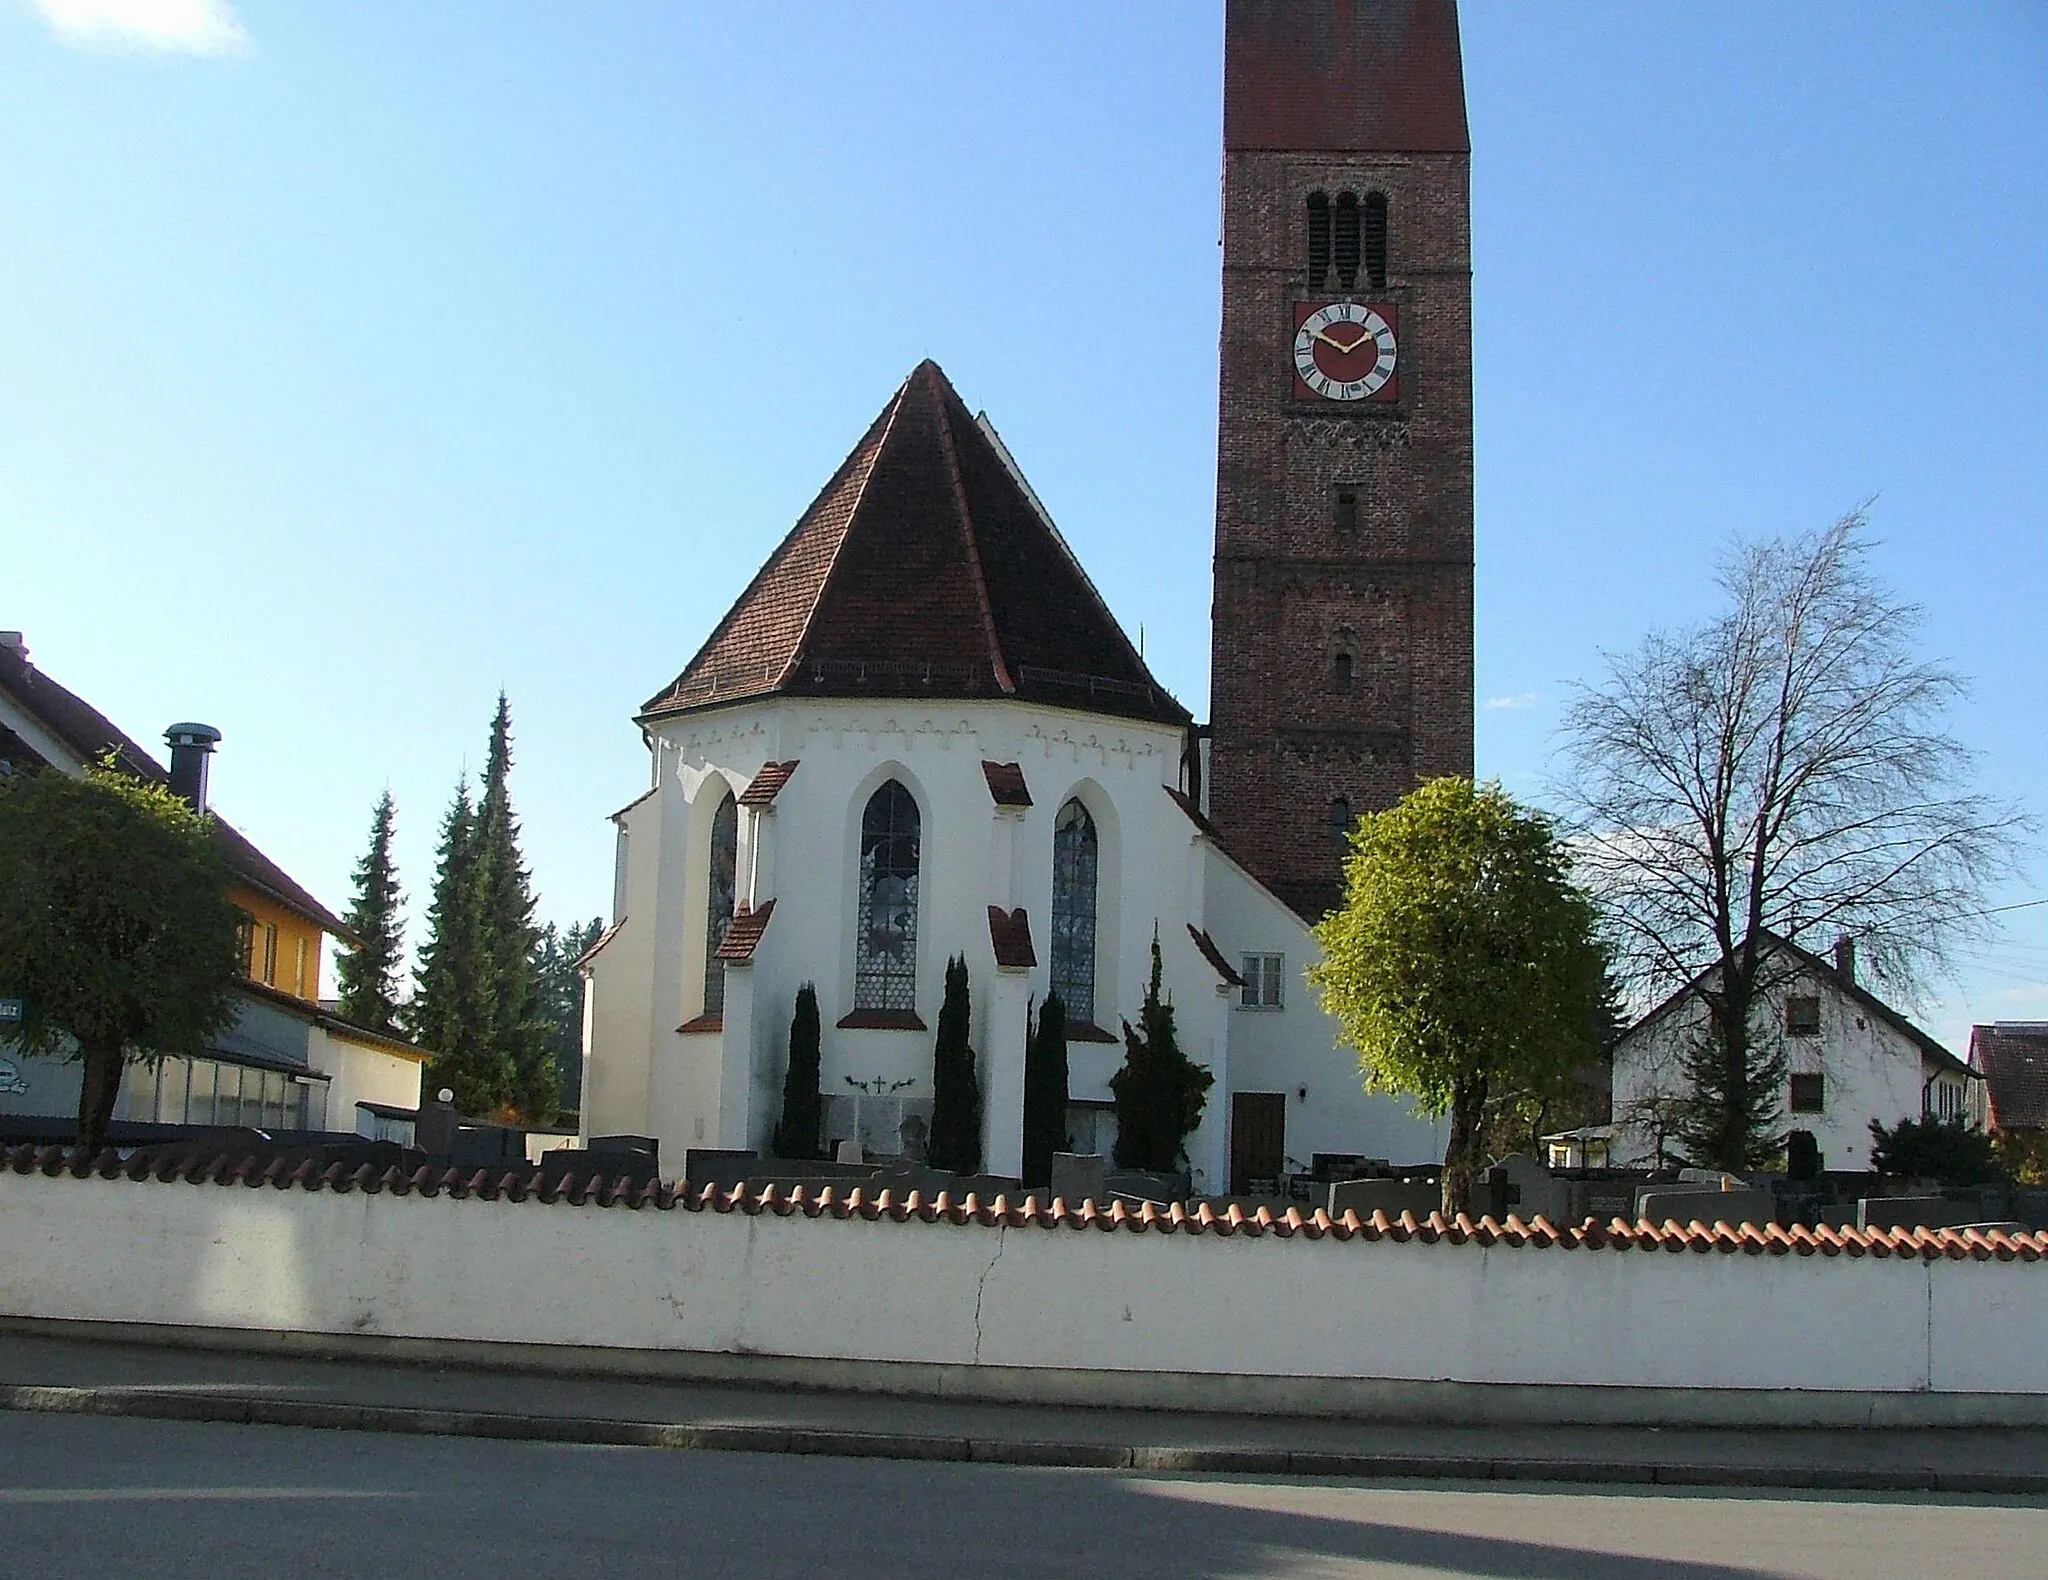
[1561, 510, 2026, 1170]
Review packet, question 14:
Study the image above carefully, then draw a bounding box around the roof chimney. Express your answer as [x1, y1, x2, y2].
[1833, 933, 1857, 986]
[0, 632, 25, 659]
[164, 723, 222, 814]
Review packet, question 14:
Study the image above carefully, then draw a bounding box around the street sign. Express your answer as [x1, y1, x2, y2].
[0, 998, 23, 1024]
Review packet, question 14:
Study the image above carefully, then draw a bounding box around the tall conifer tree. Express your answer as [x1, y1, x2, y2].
[474, 693, 550, 1117]
[407, 776, 505, 1113]
[927, 956, 983, 1175]
[335, 789, 405, 1034]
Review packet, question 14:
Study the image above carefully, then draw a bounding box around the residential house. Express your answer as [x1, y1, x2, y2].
[1971, 1022, 2048, 1149]
[1609, 931, 1980, 1171]
[0, 632, 429, 1139]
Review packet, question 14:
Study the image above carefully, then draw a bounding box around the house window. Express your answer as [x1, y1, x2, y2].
[294, 935, 309, 998]
[261, 923, 278, 986]
[855, 780, 920, 1012]
[1785, 996, 1821, 1037]
[1789, 1072, 1826, 1114]
[1049, 799, 1099, 1025]
[1305, 191, 1331, 287]
[1333, 192, 1361, 287]
[1334, 488, 1359, 533]
[1240, 953, 1285, 1010]
[1362, 191, 1388, 290]
[1331, 796, 1352, 851]
[234, 910, 254, 977]
[702, 791, 738, 1019]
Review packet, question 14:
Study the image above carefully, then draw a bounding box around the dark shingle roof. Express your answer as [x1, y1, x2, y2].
[640, 363, 1189, 730]
[1225, 0, 1468, 154]
[1974, 1024, 2048, 1131]
[0, 643, 352, 940]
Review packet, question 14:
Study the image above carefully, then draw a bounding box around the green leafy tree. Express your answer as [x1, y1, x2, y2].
[1021, 990, 1070, 1187]
[772, 983, 823, 1160]
[0, 761, 243, 1153]
[927, 956, 983, 1174]
[406, 776, 504, 1114]
[532, 917, 603, 1114]
[334, 789, 404, 1034]
[1868, 1115, 2003, 1187]
[1308, 777, 1613, 1218]
[1109, 928, 1213, 1175]
[475, 694, 551, 1118]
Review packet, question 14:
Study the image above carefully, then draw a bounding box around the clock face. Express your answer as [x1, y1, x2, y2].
[1292, 301, 1398, 402]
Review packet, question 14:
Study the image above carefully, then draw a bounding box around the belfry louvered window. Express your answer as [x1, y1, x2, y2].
[1363, 191, 1388, 290]
[702, 791, 738, 1019]
[1305, 192, 1331, 288]
[1050, 799, 1099, 1025]
[1333, 193, 1361, 288]
[855, 780, 920, 1012]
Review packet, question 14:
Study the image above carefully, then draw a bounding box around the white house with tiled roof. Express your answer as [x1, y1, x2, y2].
[578, 363, 1446, 1192]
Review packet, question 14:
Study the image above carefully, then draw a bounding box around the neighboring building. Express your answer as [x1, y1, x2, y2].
[579, 365, 1446, 1191]
[1972, 1023, 2048, 1143]
[0, 632, 429, 1139]
[1610, 932, 1981, 1171]
[1207, 0, 1475, 921]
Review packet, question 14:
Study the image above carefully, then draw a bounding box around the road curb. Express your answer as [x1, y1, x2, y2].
[6, 1383, 2046, 1496]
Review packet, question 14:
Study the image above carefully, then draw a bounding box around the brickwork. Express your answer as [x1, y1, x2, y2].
[1209, 2, 1475, 922]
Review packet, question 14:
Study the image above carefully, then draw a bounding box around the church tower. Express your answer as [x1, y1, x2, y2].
[1207, 0, 1475, 921]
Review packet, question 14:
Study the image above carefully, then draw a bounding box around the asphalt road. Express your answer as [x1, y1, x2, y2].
[2, 1414, 2045, 1580]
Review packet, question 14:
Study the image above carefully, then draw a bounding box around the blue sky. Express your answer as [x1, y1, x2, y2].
[3, 2, 2043, 1050]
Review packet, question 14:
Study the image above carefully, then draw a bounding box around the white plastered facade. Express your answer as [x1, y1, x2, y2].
[579, 695, 1445, 1190]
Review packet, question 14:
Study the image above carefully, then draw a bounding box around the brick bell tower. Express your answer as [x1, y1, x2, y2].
[1207, 0, 1475, 921]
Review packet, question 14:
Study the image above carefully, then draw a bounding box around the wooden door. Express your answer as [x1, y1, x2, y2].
[1230, 1091, 1286, 1197]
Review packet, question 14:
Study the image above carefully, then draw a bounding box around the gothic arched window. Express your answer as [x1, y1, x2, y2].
[702, 791, 738, 1019]
[1050, 800, 1099, 1025]
[1333, 192, 1361, 288]
[1305, 191, 1331, 288]
[1333, 651, 1354, 692]
[855, 780, 920, 1012]
[1331, 796, 1353, 852]
[1363, 191, 1389, 290]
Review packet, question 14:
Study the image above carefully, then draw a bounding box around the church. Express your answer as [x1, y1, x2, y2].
[577, 0, 1474, 1195]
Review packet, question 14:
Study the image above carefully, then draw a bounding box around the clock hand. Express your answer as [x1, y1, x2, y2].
[1310, 326, 1369, 354]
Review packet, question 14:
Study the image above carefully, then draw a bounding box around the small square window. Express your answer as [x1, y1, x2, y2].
[1239, 953, 1285, 1010]
[1334, 489, 1359, 533]
[1784, 996, 1820, 1037]
[1789, 1072, 1825, 1114]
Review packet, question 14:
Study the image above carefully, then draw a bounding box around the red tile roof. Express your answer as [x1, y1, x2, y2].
[981, 760, 1033, 808]
[1974, 1024, 2048, 1131]
[714, 900, 775, 962]
[574, 919, 625, 971]
[988, 906, 1037, 970]
[1187, 925, 1245, 989]
[0, 642, 352, 940]
[639, 363, 1189, 730]
[1225, 0, 1469, 154]
[739, 760, 799, 807]
[10, 1144, 2047, 1261]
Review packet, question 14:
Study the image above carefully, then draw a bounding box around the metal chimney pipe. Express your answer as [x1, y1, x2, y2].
[164, 723, 222, 813]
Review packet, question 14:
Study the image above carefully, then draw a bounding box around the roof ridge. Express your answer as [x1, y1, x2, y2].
[930, 367, 1014, 696]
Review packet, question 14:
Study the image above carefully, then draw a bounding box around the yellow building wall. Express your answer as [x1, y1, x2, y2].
[232, 887, 326, 1003]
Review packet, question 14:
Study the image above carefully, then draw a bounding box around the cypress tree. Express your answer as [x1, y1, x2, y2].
[1021, 990, 1070, 1187]
[474, 693, 549, 1118]
[334, 789, 404, 1034]
[407, 777, 505, 1114]
[1109, 926, 1214, 1174]
[927, 955, 983, 1175]
[772, 983, 823, 1160]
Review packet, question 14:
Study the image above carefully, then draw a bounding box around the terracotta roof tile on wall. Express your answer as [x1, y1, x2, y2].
[1225, 0, 1469, 153]
[739, 760, 798, 807]
[982, 760, 1032, 808]
[714, 900, 775, 962]
[640, 363, 1189, 729]
[10, 1145, 2048, 1262]
[1975, 1024, 2048, 1131]
[988, 906, 1036, 970]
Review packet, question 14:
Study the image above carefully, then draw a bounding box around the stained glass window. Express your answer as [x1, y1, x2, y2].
[855, 780, 920, 1012]
[702, 792, 738, 1019]
[1050, 799, 1099, 1025]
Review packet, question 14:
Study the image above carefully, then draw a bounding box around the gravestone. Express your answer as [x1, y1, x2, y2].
[1049, 1152, 1106, 1204]
[1328, 1178, 1443, 1220]
[1636, 1185, 1776, 1228]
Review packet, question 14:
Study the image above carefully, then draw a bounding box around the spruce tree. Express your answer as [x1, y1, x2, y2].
[772, 983, 823, 1160]
[532, 916, 603, 1115]
[334, 789, 405, 1034]
[1109, 927, 1213, 1174]
[1021, 990, 1070, 1187]
[474, 693, 550, 1118]
[407, 777, 504, 1114]
[927, 955, 983, 1175]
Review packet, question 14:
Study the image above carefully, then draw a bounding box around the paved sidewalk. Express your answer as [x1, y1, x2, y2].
[4, 1326, 2046, 1494]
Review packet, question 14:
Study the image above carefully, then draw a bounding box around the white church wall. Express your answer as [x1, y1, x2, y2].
[1200, 846, 1448, 1173]
[579, 791, 659, 1144]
